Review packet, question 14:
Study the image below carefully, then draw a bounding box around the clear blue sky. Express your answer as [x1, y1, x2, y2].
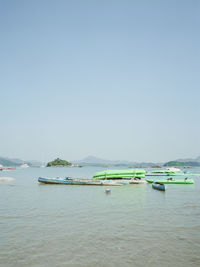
[0, 0, 199, 162]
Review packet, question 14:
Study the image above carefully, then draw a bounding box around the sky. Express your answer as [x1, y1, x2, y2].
[0, 0, 200, 163]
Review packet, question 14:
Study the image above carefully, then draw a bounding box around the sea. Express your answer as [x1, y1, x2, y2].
[1, 167, 200, 267]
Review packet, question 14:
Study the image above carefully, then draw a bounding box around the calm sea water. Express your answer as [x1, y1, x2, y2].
[1, 167, 200, 267]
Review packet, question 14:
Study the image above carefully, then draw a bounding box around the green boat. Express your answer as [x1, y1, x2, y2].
[146, 178, 194, 184]
[151, 168, 182, 174]
[92, 169, 146, 180]
[169, 173, 200, 176]
[149, 168, 200, 177]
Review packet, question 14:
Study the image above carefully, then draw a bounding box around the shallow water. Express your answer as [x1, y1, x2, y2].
[1, 167, 200, 267]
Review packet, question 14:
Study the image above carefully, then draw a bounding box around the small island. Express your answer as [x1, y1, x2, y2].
[47, 158, 72, 167]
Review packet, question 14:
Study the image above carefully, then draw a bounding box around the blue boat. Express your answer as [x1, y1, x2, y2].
[152, 182, 165, 191]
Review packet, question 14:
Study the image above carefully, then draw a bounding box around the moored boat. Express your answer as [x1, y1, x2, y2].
[38, 177, 103, 185]
[38, 177, 126, 186]
[129, 178, 147, 184]
[147, 168, 200, 177]
[146, 178, 194, 184]
[152, 182, 165, 191]
[101, 180, 123, 186]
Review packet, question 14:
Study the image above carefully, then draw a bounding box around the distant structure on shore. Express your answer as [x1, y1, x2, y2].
[19, 163, 29, 168]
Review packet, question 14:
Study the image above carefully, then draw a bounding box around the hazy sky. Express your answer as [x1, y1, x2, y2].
[0, 0, 200, 162]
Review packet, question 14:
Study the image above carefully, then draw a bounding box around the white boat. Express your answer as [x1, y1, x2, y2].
[101, 180, 123, 186]
[167, 167, 181, 172]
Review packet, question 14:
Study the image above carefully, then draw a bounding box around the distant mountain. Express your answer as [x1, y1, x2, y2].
[27, 160, 46, 166]
[195, 156, 200, 161]
[0, 157, 21, 166]
[173, 155, 200, 163]
[164, 155, 200, 167]
[79, 156, 112, 164]
[3, 157, 25, 164]
[73, 155, 159, 167]
[74, 155, 134, 165]
[0, 157, 44, 167]
[164, 161, 200, 167]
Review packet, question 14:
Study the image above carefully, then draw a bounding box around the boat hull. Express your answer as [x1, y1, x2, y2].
[152, 183, 165, 191]
[38, 177, 103, 185]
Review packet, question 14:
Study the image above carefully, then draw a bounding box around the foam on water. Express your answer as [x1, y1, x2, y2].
[0, 177, 15, 182]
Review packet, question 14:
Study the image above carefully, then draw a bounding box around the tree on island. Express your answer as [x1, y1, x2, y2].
[47, 158, 72, 167]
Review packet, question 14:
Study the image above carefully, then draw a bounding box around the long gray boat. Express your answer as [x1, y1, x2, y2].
[38, 177, 103, 185]
[38, 177, 124, 186]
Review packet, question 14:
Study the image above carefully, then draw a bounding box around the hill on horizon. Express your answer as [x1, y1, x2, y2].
[74, 155, 135, 164]
[74, 155, 200, 167]
[1, 154, 199, 167]
[174, 155, 200, 162]
[0, 157, 44, 167]
[0, 157, 21, 167]
[73, 155, 160, 166]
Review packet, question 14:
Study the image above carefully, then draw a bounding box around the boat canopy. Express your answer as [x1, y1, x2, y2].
[92, 169, 146, 180]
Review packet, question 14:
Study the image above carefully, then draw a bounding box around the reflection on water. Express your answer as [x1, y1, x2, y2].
[0, 167, 200, 267]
